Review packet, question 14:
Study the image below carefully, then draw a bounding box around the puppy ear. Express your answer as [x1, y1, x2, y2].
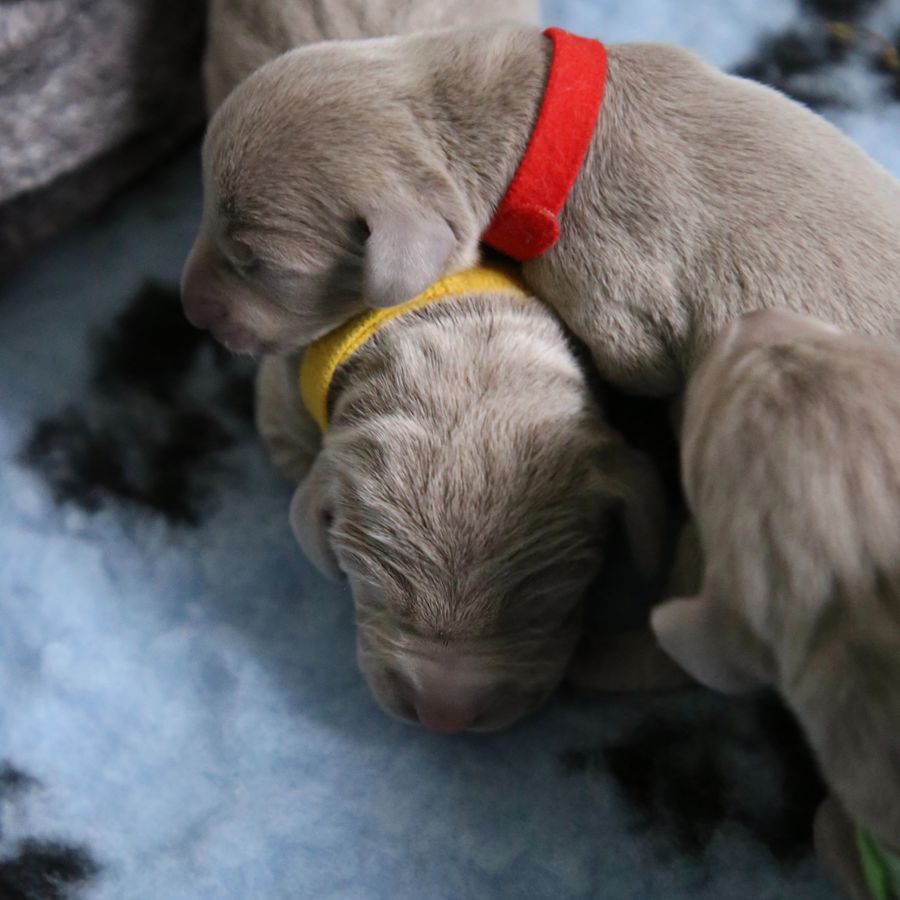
[566, 627, 694, 693]
[362, 205, 458, 309]
[289, 455, 341, 581]
[601, 444, 666, 578]
[651, 596, 768, 694]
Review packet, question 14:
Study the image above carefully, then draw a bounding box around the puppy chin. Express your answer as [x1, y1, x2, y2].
[226, 328, 314, 357]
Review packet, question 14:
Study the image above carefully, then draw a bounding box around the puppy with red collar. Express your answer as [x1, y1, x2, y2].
[182, 25, 900, 389]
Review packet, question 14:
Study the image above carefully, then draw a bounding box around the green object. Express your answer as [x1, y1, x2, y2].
[857, 826, 900, 900]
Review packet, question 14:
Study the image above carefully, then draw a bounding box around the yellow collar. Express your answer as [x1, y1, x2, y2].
[298, 264, 529, 431]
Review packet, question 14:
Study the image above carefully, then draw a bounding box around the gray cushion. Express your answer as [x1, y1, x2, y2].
[0, 0, 206, 270]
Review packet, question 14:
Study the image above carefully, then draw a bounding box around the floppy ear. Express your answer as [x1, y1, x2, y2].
[362, 204, 458, 309]
[566, 627, 694, 693]
[289, 455, 341, 581]
[601, 444, 666, 578]
[651, 595, 769, 694]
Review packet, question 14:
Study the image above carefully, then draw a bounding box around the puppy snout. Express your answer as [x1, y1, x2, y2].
[180, 240, 228, 330]
[183, 293, 227, 330]
[400, 657, 515, 735]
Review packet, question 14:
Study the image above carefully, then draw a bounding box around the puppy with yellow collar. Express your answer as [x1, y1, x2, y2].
[256, 264, 663, 734]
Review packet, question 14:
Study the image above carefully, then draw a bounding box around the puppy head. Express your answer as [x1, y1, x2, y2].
[707, 309, 842, 366]
[677, 308, 900, 692]
[682, 308, 845, 494]
[181, 39, 480, 354]
[290, 331, 663, 733]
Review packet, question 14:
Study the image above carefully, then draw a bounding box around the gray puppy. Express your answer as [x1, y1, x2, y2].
[652, 309, 900, 900]
[204, 0, 538, 112]
[182, 24, 900, 385]
[257, 272, 662, 733]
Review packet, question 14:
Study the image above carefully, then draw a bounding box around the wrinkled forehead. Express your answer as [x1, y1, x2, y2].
[333, 452, 600, 585]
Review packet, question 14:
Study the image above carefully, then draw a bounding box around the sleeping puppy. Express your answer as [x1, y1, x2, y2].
[204, 0, 539, 113]
[256, 267, 663, 733]
[181, 24, 900, 384]
[651, 309, 900, 899]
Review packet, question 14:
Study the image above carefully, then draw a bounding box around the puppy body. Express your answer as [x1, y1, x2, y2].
[185, 26, 900, 387]
[651, 310, 900, 893]
[257, 289, 661, 733]
[204, 0, 539, 112]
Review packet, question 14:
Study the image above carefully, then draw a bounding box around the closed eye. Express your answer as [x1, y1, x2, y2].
[231, 250, 263, 277]
[221, 235, 263, 276]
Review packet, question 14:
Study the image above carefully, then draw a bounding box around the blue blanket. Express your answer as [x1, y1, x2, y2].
[2, 1, 898, 897]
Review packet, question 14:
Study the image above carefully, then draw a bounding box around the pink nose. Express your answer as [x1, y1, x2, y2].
[414, 701, 475, 735]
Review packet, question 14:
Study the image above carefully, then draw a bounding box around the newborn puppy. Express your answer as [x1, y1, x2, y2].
[257, 268, 662, 733]
[204, 0, 539, 112]
[182, 24, 900, 380]
[651, 309, 900, 899]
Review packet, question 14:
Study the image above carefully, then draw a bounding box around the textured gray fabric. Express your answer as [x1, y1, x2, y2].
[0, 0, 206, 270]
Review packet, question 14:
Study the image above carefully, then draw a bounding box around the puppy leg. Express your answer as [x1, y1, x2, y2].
[814, 797, 871, 900]
[651, 595, 768, 694]
[255, 353, 321, 483]
[566, 628, 693, 693]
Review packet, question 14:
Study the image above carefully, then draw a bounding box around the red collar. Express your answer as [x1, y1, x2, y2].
[482, 27, 608, 262]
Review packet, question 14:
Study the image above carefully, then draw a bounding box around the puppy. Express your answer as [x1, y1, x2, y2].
[651, 309, 900, 899]
[256, 266, 663, 733]
[181, 24, 900, 386]
[204, 0, 539, 112]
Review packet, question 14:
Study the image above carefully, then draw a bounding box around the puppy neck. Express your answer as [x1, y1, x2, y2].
[298, 264, 529, 431]
[482, 28, 609, 261]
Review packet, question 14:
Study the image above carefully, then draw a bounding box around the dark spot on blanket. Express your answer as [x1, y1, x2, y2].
[800, 0, 878, 18]
[734, 29, 847, 110]
[19, 281, 255, 526]
[602, 717, 729, 856]
[93, 281, 206, 401]
[881, 28, 900, 101]
[22, 408, 135, 513]
[0, 765, 38, 798]
[735, 0, 900, 110]
[561, 695, 826, 861]
[0, 840, 99, 900]
[0, 764, 99, 899]
[20, 403, 233, 525]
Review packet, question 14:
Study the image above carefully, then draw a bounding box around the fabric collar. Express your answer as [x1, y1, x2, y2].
[482, 27, 608, 262]
[298, 265, 529, 431]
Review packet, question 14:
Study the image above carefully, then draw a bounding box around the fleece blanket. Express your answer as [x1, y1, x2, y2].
[1, 0, 899, 898]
